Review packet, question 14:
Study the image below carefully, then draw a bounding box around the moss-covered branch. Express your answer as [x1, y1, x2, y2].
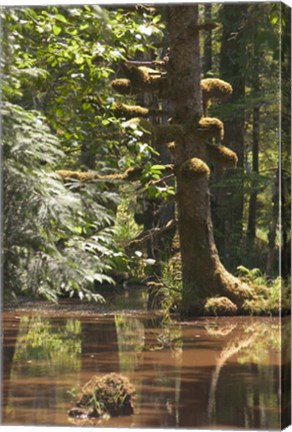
[206, 143, 238, 168]
[111, 66, 166, 95]
[197, 117, 224, 141]
[112, 102, 168, 119]
[201, 78, 233, 114]
[56, 167, 143, 182]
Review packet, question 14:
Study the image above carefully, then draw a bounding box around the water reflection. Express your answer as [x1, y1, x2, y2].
[2, 310, 282, 429]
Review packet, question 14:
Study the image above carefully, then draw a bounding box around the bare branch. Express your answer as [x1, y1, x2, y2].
[125, 219, 176, 251]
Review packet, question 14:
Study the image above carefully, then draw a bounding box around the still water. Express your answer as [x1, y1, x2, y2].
[2, 291, 287, 429]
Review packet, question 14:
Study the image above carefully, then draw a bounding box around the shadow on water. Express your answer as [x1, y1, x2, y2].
[1, 288, 287, 429]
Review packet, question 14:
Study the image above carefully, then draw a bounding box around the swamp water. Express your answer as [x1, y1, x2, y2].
[2, 289, 288, 429]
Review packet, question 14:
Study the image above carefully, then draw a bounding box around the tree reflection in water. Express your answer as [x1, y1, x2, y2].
[204, 320, 281, 429]
[2, 311, 282, 429]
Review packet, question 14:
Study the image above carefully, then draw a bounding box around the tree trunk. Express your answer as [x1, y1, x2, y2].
[266, 169, 279, 279]
[280, 5, 291, 281]
[247, 106, 260, 241]
[247, 38, 260, 242]
[216, 4, 248, 266]
[166, 6, 251, 316]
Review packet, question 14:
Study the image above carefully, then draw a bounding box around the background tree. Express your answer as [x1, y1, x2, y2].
[203, 3, 213, 76]
[215, 4, 248, 267]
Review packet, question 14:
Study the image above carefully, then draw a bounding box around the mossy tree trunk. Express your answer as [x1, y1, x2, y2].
[166, 6, 250, 315]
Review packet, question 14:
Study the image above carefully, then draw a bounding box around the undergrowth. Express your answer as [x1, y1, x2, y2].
[236, 266, 290, 315]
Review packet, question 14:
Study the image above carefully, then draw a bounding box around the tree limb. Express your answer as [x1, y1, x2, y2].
[125, 219, 176, 251]
[56, 167, 143, 182]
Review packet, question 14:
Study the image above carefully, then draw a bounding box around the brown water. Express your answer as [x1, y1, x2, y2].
[1, 293, 288, 429]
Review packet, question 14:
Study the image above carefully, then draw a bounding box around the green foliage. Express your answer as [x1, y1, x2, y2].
[148, 257, 182, 316]
[1, 6, 164, 171]
[236, 266, 290, 314]
[3, 102, 117, 302]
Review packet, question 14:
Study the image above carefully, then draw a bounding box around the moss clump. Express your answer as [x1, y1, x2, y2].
[167, 141, 176, 157]
[112, 67, 164, 96]
[56, 170, 97, 182]
[127, 66, 161, 85]
[111, 79, 132, 95]
[201, 78, 233, 100]
[114, 102, 150, 118]
[201, 78, 233, 98]
[204, 296, 238, 315]
[68, 373, 136, 419]
[206, 143, 238, 168]
[180, 158, 210, 178]
[197, 117, 224, 141]
[154, 124, 184, 145]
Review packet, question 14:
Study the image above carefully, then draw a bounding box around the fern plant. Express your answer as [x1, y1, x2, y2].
[236, 265, 290, 314]
[3, 102, 118, 302]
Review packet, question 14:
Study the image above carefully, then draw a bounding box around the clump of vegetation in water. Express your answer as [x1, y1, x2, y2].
[236, 266, 290, 315]
[68, 373, 136, 420]
[204, 296, 238, 316]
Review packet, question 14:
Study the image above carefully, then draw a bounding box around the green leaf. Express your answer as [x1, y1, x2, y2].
[75, 54, 84, 64]
[56, 14, 68, 23]
[151, 164, 166, 171]
[52, 24, 62, 35]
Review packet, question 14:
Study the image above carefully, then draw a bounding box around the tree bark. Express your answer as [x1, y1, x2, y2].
[216, 4, 248, 265]
[247, 38, 260, 242]
[247, 106, 260, 241]
[166, 6, 251, 315]
[266, 169, 279, 279]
